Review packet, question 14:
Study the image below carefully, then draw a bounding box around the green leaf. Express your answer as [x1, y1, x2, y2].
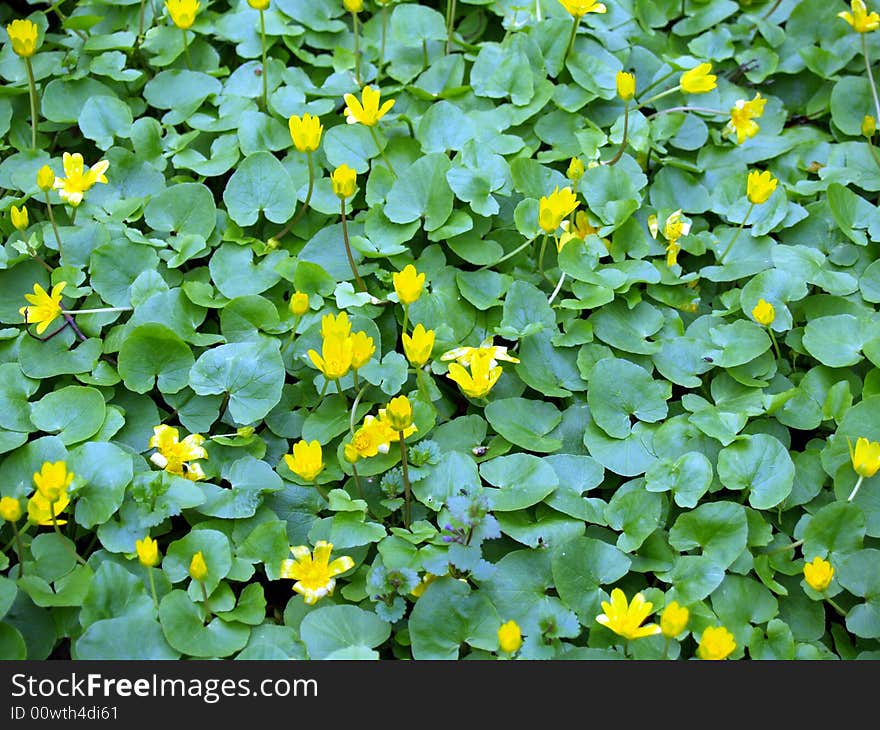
[484, 397, 563, 453]
[75, 615, 180, 659]
[189, 339, 285, 425]
[209, 244, 286, 298]
[163, 529, 233, 594]
[159, 590, 250, 658]
[551, 536, 631, 623]
[497, 281, 556, 339]
[717, 434, 795, 509]
[223, 151, 297, 226]
[78, 94, 133, 150]
[479, 453, 559, 511]
[588, 356, 671, 438]
[29, 385, 106, 445]
[669, 501, 748, 569]
[802, 314, 872, 367]
[300, 604, 391, 659]
[118, 324, 194, 395]
[144, 182, 217, 239]
[644, 451, 713, 508]
[384, 154, 454, 231]
[70, 442, 134, 529]
[0, 363, 39, 433]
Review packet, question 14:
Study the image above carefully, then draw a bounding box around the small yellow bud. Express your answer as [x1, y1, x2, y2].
[189, 551, 208, 581]
[37, 165, 55, 192]
[289, 291, 310, 316]
[10, 204, 28, 231]
[136, 536, 161, 567]
[566, 157, 585, 183]
[0, 496, 23, 522]
[616, 71, 636, 101]
[331, 164, 357, 199]
[863, 115, 876, 137]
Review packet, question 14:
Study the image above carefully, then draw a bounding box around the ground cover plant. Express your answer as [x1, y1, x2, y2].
[0, 0, 879, 661]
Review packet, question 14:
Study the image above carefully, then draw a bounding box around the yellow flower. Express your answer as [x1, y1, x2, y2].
[402, 323, 435, 367]
[189, 551, 208, 581]
[321, 311, 352, 339]
[839, 0, 880, 31]
[351, 415, 396, 458]
[248, 0, 270, 8]
[557, 210, 607, 252]
[558, 0, 607, 17]
[10, 204, 28, 231]
[148, 424, 208, 481]
[440, 339, 520, 368]
[447, 350, 504, 399]
[343, 0, 363, 11]
[284, 439, 325, 482]
[566, 157, 585, 183]
[595, 588, 662, 640]
[384, 395, 414, 432]
[616, 71, 636, 101]
[393, 264, 426, 305]
[136, 536, 161, 567]
[331, 164, 357, 199]
[803, 556, 834, 593]
[308, 333, 354, 381]
[726, 92, 766, 145]
[680, 63, 717, 94]
[53, 152, 109, 207]
[20, 281, 65, 335]
[33, 461, 74, 504]
[343, 86, 395, 126]
[288, 113, 323, 153]
[350, 330, 375, 369]
[849, 436, 880, 478]
[36, 164, 55, 192]
[343, 442, 360, 464]
[747, 169, 778, 205]
[27, 491, 69, 526]
[410, 572, 439, 598]
[498, 620, 523, 654]
[289, 291, 310, 316]
[863, 115, 876, 137]
[539, 186, 580, 233]
[0, 496, 23, 522]
[280, 541, 355, 605]
[166, 0, 200, 29]
[752, 298, 775, 326]
[696, 625, 736, 660]
[666, 241, 680, 268]
[660, 601, 689, 638]
[660, 209, 691, 244]
[6, 19, 38, 58]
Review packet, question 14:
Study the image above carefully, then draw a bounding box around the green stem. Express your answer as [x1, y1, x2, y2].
[307, 378, 330, 416]
[399, 432, 411, 529]
[340, 199, 368, 293]
[44, 192, 64, 262]
[199, 580, 212, 622]
[12, 520, 25, 576]
[480, 235, 537, 270]
[380, 4, 388, 69]
[353, 12, 361, 85]
[49, 502, 87, 566]
[335, 377, 347, 402]
[446, 0, 457, 54]
[279, 151, 315, 237]
[826, 597, 848, 618]
[634, 84, 681, 111]
[537, 233, 549, 279]
[768, 326, 783, 361]
[368, 125, 396, 177]
[645, 105, 724, 119]
[351, 462, 363, 499]
[562, 15, 579, 70]
[548, 271, 566, 305]
[181, 28, 192, 70]
[762, 537, 804, 555]
[349, 384, 369, 435]
[415, 366, 432, 404]
[24, 57, 39, 150]
[604, 101, 630, 165]
[402, 304, 409, 337]
[869, 138, 880, 170]
[636, 69, 677, 99]
[719, 202, 753, 262]
[138, 0, 148, 39]
[680, 0, 685, 16]
[63, 306, 133, 315]
[285, 314, 303, 348]
[312, 476, 330, 503]
[422, 38, 429, 68]
[863, 34, 880, 125]
[259, 9, 268, 111]
[662, 636, 670, 660]
[147, 566, 158, 606]
[848, 475, 865, 502]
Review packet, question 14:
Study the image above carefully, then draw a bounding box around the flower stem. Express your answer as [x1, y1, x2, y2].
[62, 312, 88, 342]
[44, 192, 64, 262]
[562, 15, 579, 70]
[351, 461, 364, 499]
[181, 28, 192, 70]
[340, 199, 368, 293]
[826, 597, 848, 618]
[352, 12, 361, 85]
[445, 0, 457, 54]
[138, 0, 148, 40]
[24, 57, 39, 150]
[863, 34, 880, 125]
[369, 125, 396, 177]
[63, 306, 133, 315]
[761, 0, 783, 20]
[634, 84, 681, 111]
[259, 8, 268, 111]
[11, 520, 25, 576]
[402, 303, 409, 337]
[768, 326, 783, 361]
[548, 271, 566, 305]
[398, 432, 411, 529]
[199, 580, 212, 622]
[869, 138, 880, 170]
[537, 233, 550, 279]
[49, 502, 87, 566]
[480, 235, 537, 271]
[848, 475, 865, 502]
[636, 69, 677, 98]
[719, 202, 753, 262]
[285, 314, 303, 348]
[645, 105, 724, 119]
[307, 378, 330, 416]
[278, 151, 315, 239]
[603, 101, 630, 165]
[147, 566, 158, 606]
